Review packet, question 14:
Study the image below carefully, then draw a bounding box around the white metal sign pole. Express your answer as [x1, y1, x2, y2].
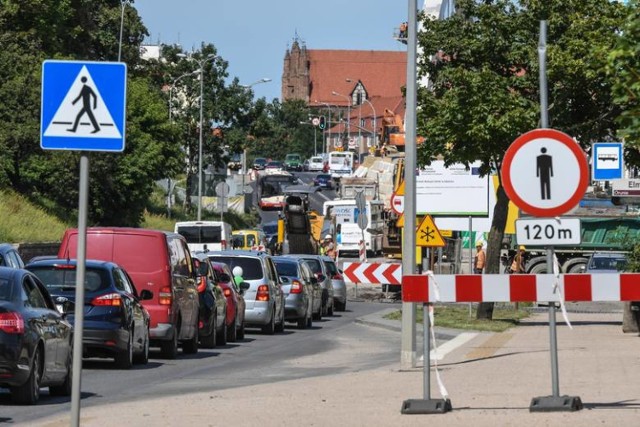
[71, 154, 89, 427]
[538, 19, 562, 399]
[401, 0, 418, 371]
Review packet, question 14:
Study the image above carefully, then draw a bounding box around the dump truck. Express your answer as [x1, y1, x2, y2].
[338, 153, 405, 258]
[501, 216, 640, 274]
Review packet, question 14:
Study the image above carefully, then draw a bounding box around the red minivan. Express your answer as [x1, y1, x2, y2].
[58, 228, 200, 359]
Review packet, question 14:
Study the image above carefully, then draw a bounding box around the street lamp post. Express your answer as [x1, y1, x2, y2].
[241, 77, 272, 89]
[363, 98, 377, 149]
[169, 71, 198, 121]
[331, 91, 351, 150]
[184, 53, 218, 221]
[118, 1, 128, 62]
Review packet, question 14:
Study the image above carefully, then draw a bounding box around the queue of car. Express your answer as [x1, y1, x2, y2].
[0, 229, 348, 404]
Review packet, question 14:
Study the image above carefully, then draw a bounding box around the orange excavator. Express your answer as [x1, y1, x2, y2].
[380, 109, 424, 153]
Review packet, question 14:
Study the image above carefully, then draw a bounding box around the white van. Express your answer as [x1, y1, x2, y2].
[174, 221, 232, 252]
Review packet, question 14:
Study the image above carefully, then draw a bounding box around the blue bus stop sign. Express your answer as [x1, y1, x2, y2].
[592, 142, 623, 181]
[41, 60, 127, 152]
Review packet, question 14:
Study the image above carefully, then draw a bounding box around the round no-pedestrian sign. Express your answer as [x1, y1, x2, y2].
[502, 128, 588, 217]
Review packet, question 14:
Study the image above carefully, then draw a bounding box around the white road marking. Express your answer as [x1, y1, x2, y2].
[418, 332, 478, 362]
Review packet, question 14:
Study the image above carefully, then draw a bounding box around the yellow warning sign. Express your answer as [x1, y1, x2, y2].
[396, 180, 405, 196]
[416, 215, 445, 247]
[440, 229, 453, 238]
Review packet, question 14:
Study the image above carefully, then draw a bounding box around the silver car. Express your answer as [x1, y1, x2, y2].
[273, 257, 321, 329]
[207, 251, 285, 335]
[285, 254, 334, 316]
[320, 256, 347, 312]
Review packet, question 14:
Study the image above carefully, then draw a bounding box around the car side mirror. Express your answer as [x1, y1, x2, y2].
[239, 282, 250, 293]
[139, 289, 154, 301]
[219, 273, 231, 283]
[310, 276, 318, 285]
[280, 276, 290, 284]
[316, 273, 326, 282]
[55, 296, 75, 315]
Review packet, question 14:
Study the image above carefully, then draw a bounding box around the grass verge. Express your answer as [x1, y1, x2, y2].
[0, 190, 70, 242]
[384, 303, 530, 333]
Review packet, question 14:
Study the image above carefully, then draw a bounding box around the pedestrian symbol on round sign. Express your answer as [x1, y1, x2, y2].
[502, 128, 588, 217]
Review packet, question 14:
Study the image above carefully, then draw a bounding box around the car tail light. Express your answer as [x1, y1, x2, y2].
[333, 272, 343, 280]
[159, 286, 172, 305]
[290, 280, 303, 294]
[223, 287, 232, 297]
[53, 264, 76, 270]
[0, 312, 24, 334]
[197, 277, 207, 293]
[221, 239, 227, 250]
[91, 293, 123, 306]
[256, 284, 270, 301]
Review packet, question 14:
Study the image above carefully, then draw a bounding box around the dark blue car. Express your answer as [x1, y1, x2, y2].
[313, 173, 333, 190]
[26, 259, 153, 369]
[0, 243, 25, 269]
[0, 267, 73, 404]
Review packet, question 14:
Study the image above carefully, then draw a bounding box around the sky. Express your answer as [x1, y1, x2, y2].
[134, 0, 419, 102]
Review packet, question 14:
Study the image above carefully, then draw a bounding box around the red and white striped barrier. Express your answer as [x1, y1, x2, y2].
[358, 240, 366, 262]
[343, 262, 402, 285]
[402, 273, 640, 303]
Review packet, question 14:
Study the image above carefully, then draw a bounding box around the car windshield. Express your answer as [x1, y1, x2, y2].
[29, 267, 110, 293]
[267, 162, 282, 167]
[273, 260, 299, 277]
[262, 223, 278, 235]
[177, 226, 221, 244]
[323, 260, 338, 275]
[231, 235, 245, 248]
[317, 174, 330, 180]
[301, 258, 322, 274]
[0, 278, 11, 301]
[208, 256, 263, 280]
[588, 256, 627, 271]
[254, 158, 266, 165]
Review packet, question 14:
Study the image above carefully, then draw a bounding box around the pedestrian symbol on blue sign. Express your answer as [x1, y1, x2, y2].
[41, 60, 127, 152]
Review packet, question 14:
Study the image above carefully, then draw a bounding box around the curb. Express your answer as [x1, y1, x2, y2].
[354, 307, 460, 340]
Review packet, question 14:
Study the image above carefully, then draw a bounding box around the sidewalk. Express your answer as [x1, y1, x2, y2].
[37, 310, 640, 427]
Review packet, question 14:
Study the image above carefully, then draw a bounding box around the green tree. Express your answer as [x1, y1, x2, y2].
[0, 0, 189, 226]
[417, 0, 626, 319]
[608, 0, 640, 163]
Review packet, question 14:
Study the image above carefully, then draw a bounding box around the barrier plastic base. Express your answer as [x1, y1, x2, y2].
[530, 395, 583, 412]
[401, 398, 452, 414]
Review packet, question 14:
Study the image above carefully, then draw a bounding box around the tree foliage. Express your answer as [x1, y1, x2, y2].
[417, 0, 627, 318]
[609, 0, 640, 160]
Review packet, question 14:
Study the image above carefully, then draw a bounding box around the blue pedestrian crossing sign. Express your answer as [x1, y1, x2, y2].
[41, 60, 127, 152]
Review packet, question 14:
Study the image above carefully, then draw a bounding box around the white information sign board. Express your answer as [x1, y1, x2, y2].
[416, 160, 489, 216]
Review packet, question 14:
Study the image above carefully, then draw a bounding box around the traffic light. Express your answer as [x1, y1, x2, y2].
[318, 116, 326, 130]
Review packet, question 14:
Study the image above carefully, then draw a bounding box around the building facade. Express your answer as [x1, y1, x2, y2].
[282, 40, 407, 155]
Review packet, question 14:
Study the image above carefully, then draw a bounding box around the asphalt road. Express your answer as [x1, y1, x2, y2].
[0, 301, 400, 425]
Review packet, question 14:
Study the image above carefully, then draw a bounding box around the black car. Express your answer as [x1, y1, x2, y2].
[0, 267, 73, 404]
[26, 259, 152, 369]
[191, 252, 227, 348]
[0, 243, 25, 269]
